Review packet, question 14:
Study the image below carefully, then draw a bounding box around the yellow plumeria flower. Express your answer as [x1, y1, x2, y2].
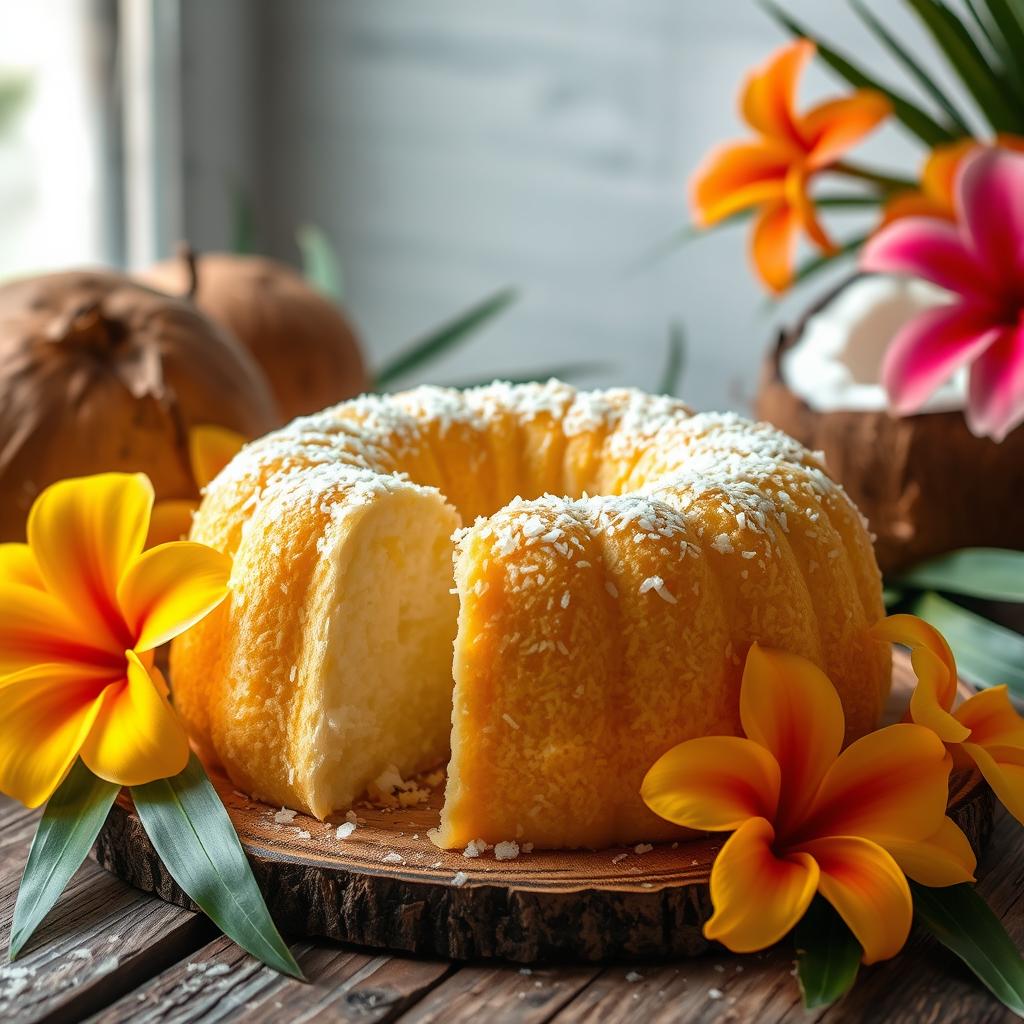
[0, 473, 231, 807]
[873, 614, 1024, 824]
[642, 644, 975, 963]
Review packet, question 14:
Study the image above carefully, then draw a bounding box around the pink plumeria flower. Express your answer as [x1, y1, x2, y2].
[862, 148, 1024, 441]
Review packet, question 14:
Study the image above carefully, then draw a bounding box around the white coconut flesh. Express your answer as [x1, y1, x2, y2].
[780, 273, 966, 413]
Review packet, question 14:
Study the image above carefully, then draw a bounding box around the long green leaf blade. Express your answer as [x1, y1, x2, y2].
[659, 322, 686, 396]
[374, 287, 519, 388]
[132, 754, 302, 979]
[972, 0, 1024, 103]
[912, 591, 1024, 693]
[850, 0, 974, 134]
[759, 0, 959, 145]
[794, 897, 862, 1008]
[912, 882, 1024, 1016]
[906, 0, 1020, 132]
[296, 224, 345, 303]
[9, 760, 120, 960]
[897, 548, 1024, 602]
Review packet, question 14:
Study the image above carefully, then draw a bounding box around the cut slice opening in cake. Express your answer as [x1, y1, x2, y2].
[296, 487, 460, 818]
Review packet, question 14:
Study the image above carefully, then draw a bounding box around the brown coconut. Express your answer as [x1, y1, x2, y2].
[755, 275, 1024, 575]
[0, 269, 280, 541]
[142, 250, 369, 421]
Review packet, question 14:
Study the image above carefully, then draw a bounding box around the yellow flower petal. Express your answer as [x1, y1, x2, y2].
[641, 736, 780, 831]
[27, 473, 154, 650]
[799, 723, 950, 845]
[802, 835, 912, 964]
[885, 816, 976, 887]
[0, 664, 109, 807]
[146, 500, 198, 548]
[0, 543, 43, 589]
[740, 644, 843, 834]
[955, 686, 1024, 748]
[189, 425, 246, 490]
[116, 542, 232, 652]
[79, 651, 190, 786]
[704, 816, 819, 953]
[0, 582, 116, 675]
[961, 741, 1024, 827]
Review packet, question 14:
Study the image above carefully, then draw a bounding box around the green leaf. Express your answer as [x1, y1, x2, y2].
[759, 0, 959, 145]
[912, 881, 1024, 1016]
[296, 224, 345, 303]
[374, 287, 519, 389]
[452, 362, 610, 389]
[897, 548, 1024, 602]
[905, 0, 1021, 133]
[911, 591, 1024, 694]
[0, 73, 30, 136]
[850, 0, 974, 135]
[131, 754, 303, 979]
[883, 586, 905, 608]
[970, 0, 1024, 104]
[658, 322, 686, 396]
[9, 760, 120, 961]
[794, 896, 862, 1009]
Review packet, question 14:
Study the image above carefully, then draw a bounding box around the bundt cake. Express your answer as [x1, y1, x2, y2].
[169, 380, 890, 850]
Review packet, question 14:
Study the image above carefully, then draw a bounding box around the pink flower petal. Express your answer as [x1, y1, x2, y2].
[862, 217, 990, 298]
[882, 304, 1002, 415]
[958, 149, 1024, 285]
[966, 323, 1024, 441]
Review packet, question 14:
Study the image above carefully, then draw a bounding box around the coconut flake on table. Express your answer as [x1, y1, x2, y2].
[780, 273, 965, 413]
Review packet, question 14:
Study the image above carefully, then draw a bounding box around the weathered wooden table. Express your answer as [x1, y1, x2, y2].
[1, 795, 1023, 1023]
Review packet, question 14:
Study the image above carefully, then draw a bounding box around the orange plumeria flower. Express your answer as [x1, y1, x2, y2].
[0, 473, 231, 807]
[882, 136, 1024, 224]
[873, 615, 1024, 824]
[147, 425, 246, 547]
[691, 39, 890, 293]
[642, 644, 975, 963]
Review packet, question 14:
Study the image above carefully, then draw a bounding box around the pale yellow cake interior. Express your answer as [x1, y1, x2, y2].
[169, 381, 889, 849]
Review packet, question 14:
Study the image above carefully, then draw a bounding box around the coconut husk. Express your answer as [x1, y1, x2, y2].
[142, 250, 369, 421]
[755, 288, 1024, 575]
[0, 269, 280, 541]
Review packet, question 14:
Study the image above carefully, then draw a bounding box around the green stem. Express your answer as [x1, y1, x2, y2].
[832, 160, 918, 192]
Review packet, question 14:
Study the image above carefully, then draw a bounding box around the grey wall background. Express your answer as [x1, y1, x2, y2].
[173, 0, 952, 413]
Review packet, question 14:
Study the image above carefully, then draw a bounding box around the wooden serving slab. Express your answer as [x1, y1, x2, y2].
[93, 651, 993, 963]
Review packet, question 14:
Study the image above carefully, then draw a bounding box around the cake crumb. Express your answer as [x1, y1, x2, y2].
[494, 840, 520, 861]
[463, 838, 492, 858]
[522, 842, 534, 854]
[612, 852, 628, 864]
[634, 843, 654, 855]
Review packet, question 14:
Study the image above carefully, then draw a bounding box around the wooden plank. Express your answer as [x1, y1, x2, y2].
[89, 934, 451, 1024]
[395, 963, 600, 1023]
[0, 796, 214, 1024]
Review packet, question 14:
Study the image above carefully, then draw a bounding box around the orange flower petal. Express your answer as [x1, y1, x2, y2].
[801, 90, 892, 169]
[885, 816, 976, 887]
[189, 425, 246, 490]
[961, 741, 1024, 827]
[802, 835, 912, 964]
[955, 685, 1024, 748]
[881, 191, 954, 226]
[799, 723, 951, 845]
[0, 582, 114, 675]
[0, 543, 43, 589]
[740, 39, 814, 146]
[0, 664, 108, 807]
[740, 644, 843, 833]
[921, 138, 980, 207]
[117, 542, 232, 652]
[27, 473, 154, 651]
[641, 736, 780, 831]
[704, 816, 819, 953]
[690, 140, 791, 225]
[751, 200, 800, 294]
[871, 614, 966, 742]
[785, 165, 836, 254]
[146, 500, 198, 548]
[79, 651, 190, 786]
